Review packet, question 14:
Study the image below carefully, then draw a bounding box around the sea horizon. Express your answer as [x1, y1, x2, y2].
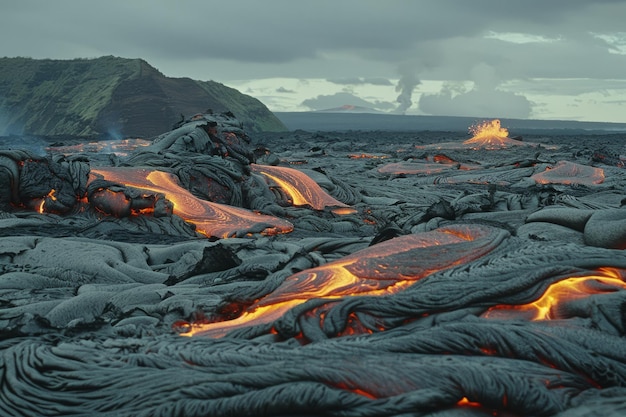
[275, 111, 626, 135]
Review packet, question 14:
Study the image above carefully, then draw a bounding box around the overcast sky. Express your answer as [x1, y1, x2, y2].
[2, 0, 626, 122]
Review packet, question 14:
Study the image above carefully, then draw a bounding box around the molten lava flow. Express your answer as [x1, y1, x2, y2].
[482, 268, 626, 320]
[250, 164, 356, 214]
[90, 168, 293, 238]
[180, 224, 506, 337]
[531, 160, 605, 186]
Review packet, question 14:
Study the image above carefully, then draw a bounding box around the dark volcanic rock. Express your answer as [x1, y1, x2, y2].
[0, 56, 287, 137]
[4, 118, 626, 416]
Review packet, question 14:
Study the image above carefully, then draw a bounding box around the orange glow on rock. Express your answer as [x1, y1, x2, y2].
[329, 382, 377, 399]
[37, 189, 58, 213]
[331, 206, 360, 215]
[90, 167, 293, 238]
[482, 268, 626, 320]
[531, 160, 604, 186]
[180, 224, 506, 337]
[251, 163, 356, 213]
[457, 397, 482, 408]
[432, 154, 456, 164]
[89, 188, 132, 217]
[347, 153, 389, 159]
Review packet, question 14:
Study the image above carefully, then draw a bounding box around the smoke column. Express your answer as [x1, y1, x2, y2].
[395, 64, 420, 114]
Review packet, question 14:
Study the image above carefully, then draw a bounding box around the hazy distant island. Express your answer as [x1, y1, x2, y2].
[0, 56, 287, 138]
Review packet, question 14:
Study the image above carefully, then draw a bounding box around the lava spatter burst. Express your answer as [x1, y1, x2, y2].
[462, 119, 524, 150]
[468, 119, 509, 138]
[415, 119, 557, 150]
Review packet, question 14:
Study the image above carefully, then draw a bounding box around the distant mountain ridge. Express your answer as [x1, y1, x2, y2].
[0, 56, 287, 138]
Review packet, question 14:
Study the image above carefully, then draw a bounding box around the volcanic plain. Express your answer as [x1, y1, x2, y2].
[2, 114, 626, 416]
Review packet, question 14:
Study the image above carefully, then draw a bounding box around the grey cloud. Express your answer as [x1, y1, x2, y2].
[6, 0, 624, 68]
[419, 62, 533, 118]
[371, 100, 397, 111]
[404, 33, 626, 84]
[276, 87, 296, 93]
[419, 86, 532, 119]
[504, 79, 626, 96]
[301, 92, 380, 111]
[1, 0, 625, 119]
[327, 77, 393, 86]
[327, 78, 365, 85]
[365, 78, 394, 86]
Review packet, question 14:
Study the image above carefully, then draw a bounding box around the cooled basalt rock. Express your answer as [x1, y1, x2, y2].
[3, 121, 626, 416]
[584, 208, 626, 249]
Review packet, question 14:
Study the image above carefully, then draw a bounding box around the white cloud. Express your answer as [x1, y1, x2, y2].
[484, 31, 562, 44]
[592, 32, 626, 55]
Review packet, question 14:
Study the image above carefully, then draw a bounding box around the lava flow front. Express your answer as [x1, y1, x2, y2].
[180, 224, 507, 338]
[483, 267, 626, 320]
[531, 160, 605, 186]
[251, 163, 356, 214]
[90, 167, 293, 238]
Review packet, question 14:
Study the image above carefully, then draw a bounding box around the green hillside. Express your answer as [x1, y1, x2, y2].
[0, 56, 286, 138]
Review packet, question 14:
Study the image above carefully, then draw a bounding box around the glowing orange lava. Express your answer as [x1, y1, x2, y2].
[180, 224, 506, 337]
[90, 167, 293, 238]
[250, 164, 356, 214]
[37, 189, 57, 213]
[457, 397, 483, 408]
[468, 119, 509, 139]
[482, 268, 626, 320]
[531, 160, 605, 186]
